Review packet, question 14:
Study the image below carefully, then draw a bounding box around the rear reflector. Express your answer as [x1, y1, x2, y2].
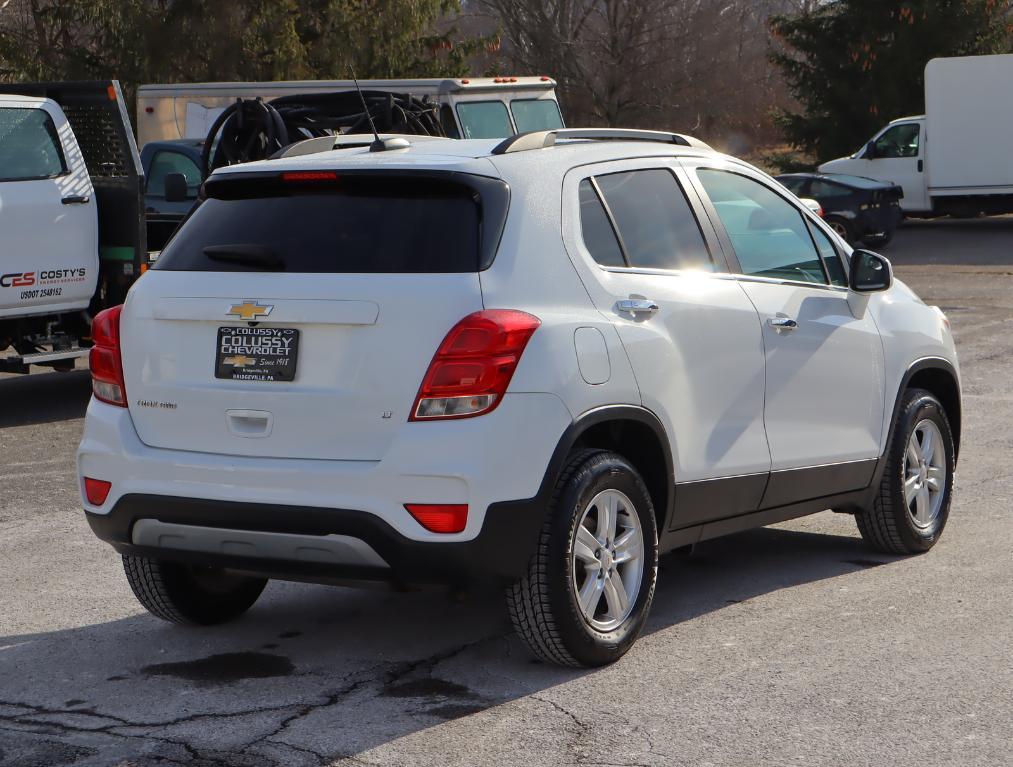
[405, 504, 468, 534]
[83, 477, 112, 506]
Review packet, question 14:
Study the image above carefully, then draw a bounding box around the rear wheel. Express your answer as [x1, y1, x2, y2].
[122, 555, 267, 625]
[507, 450, 659, 667]
[825, 216, 854, 245]
[856, 389, 955, 554]
[863, 228, 894, 248]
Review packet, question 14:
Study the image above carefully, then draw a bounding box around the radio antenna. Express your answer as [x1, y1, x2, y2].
[349, 68, 385, 152]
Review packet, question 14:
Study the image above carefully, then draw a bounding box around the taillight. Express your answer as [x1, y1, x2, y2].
[405, 504, 468, 534]
[89, 305, 126, 407]
[410, 309, 540, 421]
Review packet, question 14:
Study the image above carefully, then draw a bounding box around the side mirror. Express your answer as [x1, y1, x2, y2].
[864, 140, 877, 159]
[850, 249, 893, 293]
[163, 172, 189, 203]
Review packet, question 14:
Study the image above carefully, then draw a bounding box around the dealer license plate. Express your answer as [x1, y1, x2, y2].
[215, 326, 300, 382]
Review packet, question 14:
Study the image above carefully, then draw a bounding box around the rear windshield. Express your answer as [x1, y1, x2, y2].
[155, 174, 506, 273]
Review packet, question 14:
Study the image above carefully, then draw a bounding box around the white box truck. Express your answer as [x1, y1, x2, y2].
[819, 54, 1013, 217]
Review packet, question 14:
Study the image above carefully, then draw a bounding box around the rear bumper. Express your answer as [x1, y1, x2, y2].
[87, 493, 546, 585]
[78, 392, 572, 583]
[859, 206, 903, 236]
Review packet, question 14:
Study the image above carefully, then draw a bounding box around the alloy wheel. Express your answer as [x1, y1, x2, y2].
[571, 489, 645, 632]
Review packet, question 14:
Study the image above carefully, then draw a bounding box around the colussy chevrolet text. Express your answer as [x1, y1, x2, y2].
[77, 128, 960, 666]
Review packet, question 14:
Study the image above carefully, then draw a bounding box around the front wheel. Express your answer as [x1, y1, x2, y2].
[507, 450, 659, 667]
[122, 555, 267, 625]
[856, 389, 955, 554]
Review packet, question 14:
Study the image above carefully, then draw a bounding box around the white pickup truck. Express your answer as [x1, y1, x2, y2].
[0, 81, 146, 373]
[820, 54, 1013, 218]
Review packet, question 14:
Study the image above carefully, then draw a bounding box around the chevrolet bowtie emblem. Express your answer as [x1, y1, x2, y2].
[227, 301, 273, 321]
[223, 355, 256, 368]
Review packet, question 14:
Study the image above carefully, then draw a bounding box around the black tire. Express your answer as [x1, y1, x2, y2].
[863, 228, 894, 248]
[122, 555, 267, 625]
[506, 450, 659, 667]
[856, 389, 955, 554]
[825, 216, 854, 245]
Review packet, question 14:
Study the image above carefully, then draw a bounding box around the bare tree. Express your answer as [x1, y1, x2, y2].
[475, 0, 801, 150]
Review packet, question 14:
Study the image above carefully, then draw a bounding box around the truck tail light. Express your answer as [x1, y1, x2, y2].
[83, 477, 112, 506]
[405, 504, 468, 533]
[90, 305, 127, 407]
[410, 310, 540, 421]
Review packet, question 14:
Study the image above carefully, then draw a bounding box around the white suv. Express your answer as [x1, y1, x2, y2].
[78, 129, 960, 667]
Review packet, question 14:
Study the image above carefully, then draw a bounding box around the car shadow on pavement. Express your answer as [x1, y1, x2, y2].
[0, 369, 90, 428]
[0, 524, 899, 766]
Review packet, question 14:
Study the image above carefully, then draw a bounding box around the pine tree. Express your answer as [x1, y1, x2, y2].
[771, 0, 1013, 162]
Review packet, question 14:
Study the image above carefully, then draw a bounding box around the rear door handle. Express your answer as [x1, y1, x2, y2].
[768, 316, 798, 331]
[61, 195, 90, 205]
[617, 299, 660, 316]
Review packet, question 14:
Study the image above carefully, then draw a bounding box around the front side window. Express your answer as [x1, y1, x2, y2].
[810, 224, 848, 287]
[0, 107, 66, 181]
[872, 123, 920, 158]
[456, 101, 513, 139]
[148, 150, 201, 198]
[593, 169, 712, 271]
[511, 99, 564, 133]
[697, 168, 827, 284]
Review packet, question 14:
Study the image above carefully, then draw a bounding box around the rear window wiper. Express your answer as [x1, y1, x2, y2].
[203, 244, 285, 270]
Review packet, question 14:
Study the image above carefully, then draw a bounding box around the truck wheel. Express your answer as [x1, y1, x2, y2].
[825, 216, 854, 245]
[856, 389, 955, 554]
[122, 555, 267, 625]
[507, 450, 659, 667]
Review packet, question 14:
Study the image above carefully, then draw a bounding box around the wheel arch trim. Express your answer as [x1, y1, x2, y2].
[891, 356, 962, 461]
[536, 405, 676, 531]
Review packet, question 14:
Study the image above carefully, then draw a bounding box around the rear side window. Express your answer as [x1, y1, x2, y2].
[511, 99, 564, 133]
[583, 169, 711, 271]
[155, 174, 506, 273]
[456, 101, 513, 139]
[0, 107, 66, 181]
[578, 180, 625, 267]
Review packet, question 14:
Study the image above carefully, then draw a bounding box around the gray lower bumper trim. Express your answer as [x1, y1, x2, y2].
[131, 519, 389, 568]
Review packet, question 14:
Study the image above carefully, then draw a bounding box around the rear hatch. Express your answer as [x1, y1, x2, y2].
[121, 169, 508, 461]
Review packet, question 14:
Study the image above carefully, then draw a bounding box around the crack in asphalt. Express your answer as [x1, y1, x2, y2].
[0, 633, 504, 766]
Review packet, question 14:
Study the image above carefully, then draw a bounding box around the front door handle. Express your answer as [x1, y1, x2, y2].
[61, 195, 90, 205]
[768, 316, 798, 332]
[617, 299, 660, 316]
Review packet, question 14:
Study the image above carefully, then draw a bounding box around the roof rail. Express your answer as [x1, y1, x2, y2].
[491, 128, 712, 155]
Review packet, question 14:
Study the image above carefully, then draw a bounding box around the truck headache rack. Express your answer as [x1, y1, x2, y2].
[491, 128, 712, 155]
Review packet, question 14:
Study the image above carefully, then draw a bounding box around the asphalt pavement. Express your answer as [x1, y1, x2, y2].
[1, 218, 1011, 767]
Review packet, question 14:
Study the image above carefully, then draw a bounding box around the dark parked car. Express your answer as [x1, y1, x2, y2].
[140, 139, 204, 254]
[776, 172, 903, 247]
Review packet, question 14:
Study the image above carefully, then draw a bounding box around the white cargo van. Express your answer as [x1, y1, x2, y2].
[819, 54, 1013, 217]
